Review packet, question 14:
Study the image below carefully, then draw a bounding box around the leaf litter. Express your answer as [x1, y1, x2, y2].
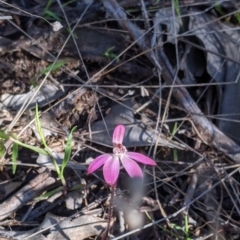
[1, 0, 240, 239]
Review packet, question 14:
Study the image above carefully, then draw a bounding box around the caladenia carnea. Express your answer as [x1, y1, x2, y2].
[88, 124, 156, 185]
[88, 124, 156, 239]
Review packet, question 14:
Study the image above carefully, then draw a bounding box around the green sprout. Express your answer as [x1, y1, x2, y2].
[0, 131, 49, 155]
[35, 186, 63, 202]
[0, 139, 5, 158]
[63, 0, 77, 7]
[214, 2, 225, 16]
[170, 122, 178, 162]
[29, 79, 38, 88]
[171, 215, 192, 240]
[43, 0, 61, 21]
[30, 61, 65, 88]
[0, 128, 49, 175]
[35, 104, 76, 194]
[40, 61, 65, 76]
[173, 0, 182, 25]
[145, 211, 191, 239]
[104, 47, 119, 62]
[66, 27, 78, 39]
[0, 105, 76, 194]
[234, 11, 240, 24]
[214, 1, 240, 24]
[11, 140, 18, 174]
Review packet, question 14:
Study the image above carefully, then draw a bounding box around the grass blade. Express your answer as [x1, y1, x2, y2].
[40, 61, 65, 76]
[10, 137, 49, 155]
[0, 130, 9, 140]
[60, 126, 76, 176]
[35, 104, 47, 148]
[12, 142, 18, 174]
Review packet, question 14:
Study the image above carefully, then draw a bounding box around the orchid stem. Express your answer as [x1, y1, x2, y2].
[102, 184, 116, 240]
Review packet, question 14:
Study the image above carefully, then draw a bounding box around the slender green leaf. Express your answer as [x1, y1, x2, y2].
[29, 79, 39, 88]
[234, 12, 240, 24]
[103, 47, 119, 62]
[35, 186, 62, 201]
[0, 140, 5, 157]
[214, 1, 224, 16]
[0, 131, 9, 140]
[40, 61, 65, 76]
[171, 224, 183, 231]
[11, 137, 49, 155]
[170, 122, 178, 162]
[12, 142, 18, 174]
[63, 0, 77, 7]
[66, 28, 78, 39]
[173, 149, 178, 162]
[184, 215, 190, 239]
[35, 104, 60, 175]
[49, 154, 61, 175]
[70, 183, 85, 191]
[43, 1, 61, 22]
[170, 122, 178, 140]
[35, 104, 47, 148]
[173, 0, 182, 25]
[60, 126, 76, 176]
[44, 10, 61, 22]
[45, 0, 54, 10]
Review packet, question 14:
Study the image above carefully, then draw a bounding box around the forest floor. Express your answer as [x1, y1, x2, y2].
[0, 1, 240, 239]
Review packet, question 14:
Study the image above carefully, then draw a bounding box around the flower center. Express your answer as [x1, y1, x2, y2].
[113, 144, 127, 157]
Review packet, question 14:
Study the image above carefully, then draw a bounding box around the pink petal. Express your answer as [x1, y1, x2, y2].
[88, 154, 112, 174]
[112, 125, 125, 145]
[126, 152, 156, 166]
[121, 156, 143, 178]
[103, 155, 120, 185]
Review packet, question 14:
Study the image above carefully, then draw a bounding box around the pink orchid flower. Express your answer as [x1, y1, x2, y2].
[88, 125, 156, 186]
